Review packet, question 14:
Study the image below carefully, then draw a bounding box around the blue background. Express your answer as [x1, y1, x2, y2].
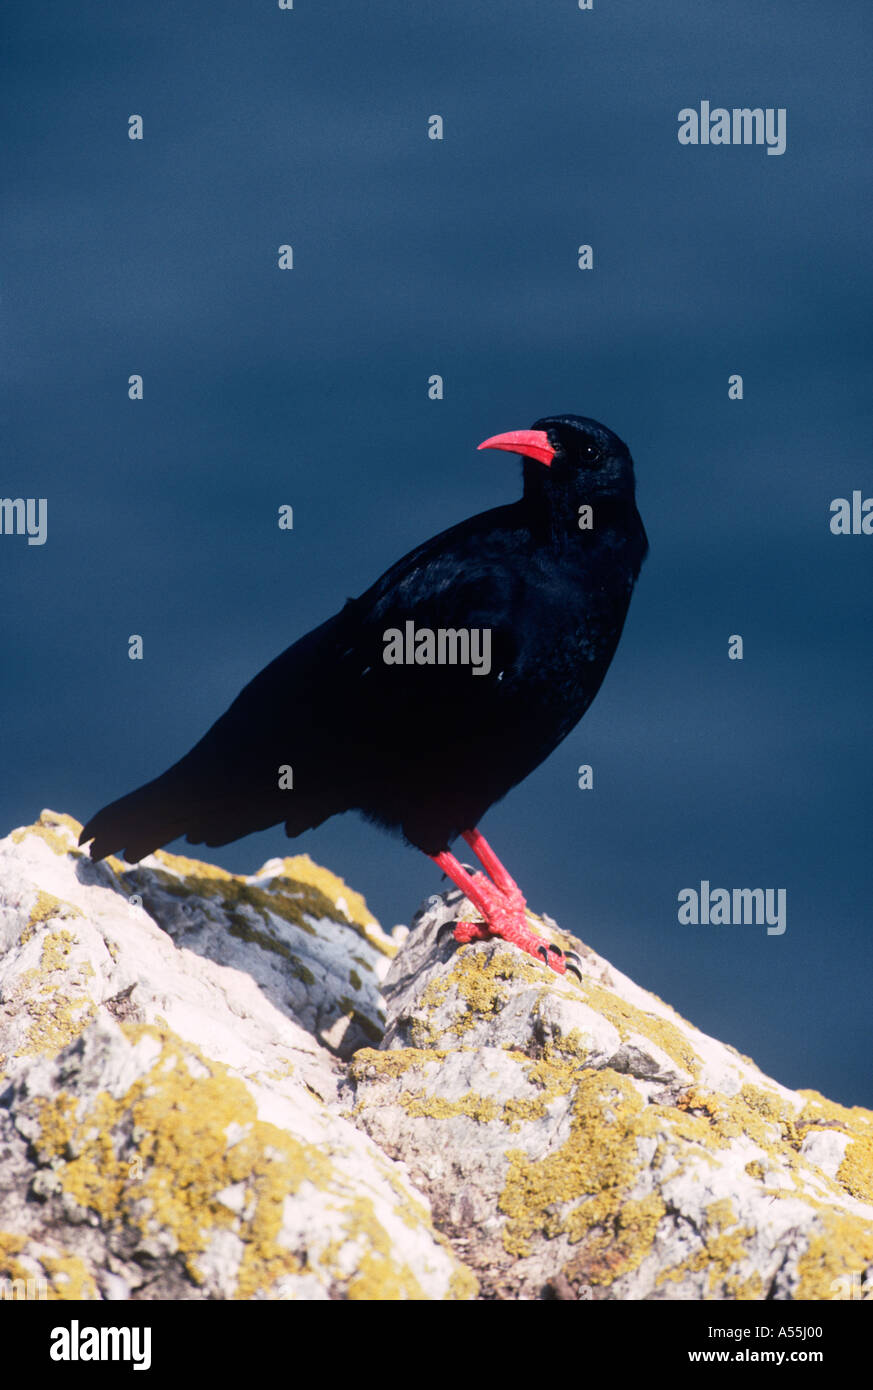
[3, 0, 871, 1103]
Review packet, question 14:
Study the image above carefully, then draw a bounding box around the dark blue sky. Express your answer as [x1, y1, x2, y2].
[3, 1, 871, 1103]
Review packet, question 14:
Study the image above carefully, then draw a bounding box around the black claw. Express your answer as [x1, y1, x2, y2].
[537, 946, 550, 965]
[565, 950, 583, 966]
[566, 961, 583, 982]
[547, 943, 564, 957]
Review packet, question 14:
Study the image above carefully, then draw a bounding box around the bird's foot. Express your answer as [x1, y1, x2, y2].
[457, 869, 525, 917]
[452, 873, 581, 979]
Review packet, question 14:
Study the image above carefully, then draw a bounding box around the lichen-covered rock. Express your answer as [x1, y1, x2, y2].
[346, 890, 873, 1300]
[3, 811, 871, 1301]
[0, 812, 475, 1300]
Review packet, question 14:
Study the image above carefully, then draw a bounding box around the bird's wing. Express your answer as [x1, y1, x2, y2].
[79, 607, 358, 860]
[332, 522, 542, 752]
[80, 504, 537, 861]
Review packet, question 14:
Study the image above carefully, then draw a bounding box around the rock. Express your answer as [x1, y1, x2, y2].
[1, 810, 871, 1301]
[0, 811, 474, 1301]
[346, 890, 873, 1301]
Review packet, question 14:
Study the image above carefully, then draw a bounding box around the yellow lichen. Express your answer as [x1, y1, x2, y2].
[350, 1047, 451, 1081]
[724, 1270, 763, 1300]
[493, 1049, 859, 1294]
[0, 1234, 98, 1301]
[40, 809, 83, 836]
[502, 1096, 548, 1131]
[741, 1083, 793, 1126]
[22, 893, 83, 944]
[40, 1254, 99, 1300]
[657, 1224, 757, 1294]
[564, 1191, 667, 1288]
[666, 1080, 810, 1178]
[706, 1198, 737, 1230]
[796, 1212, 873, 1300]
[345, 1250, 424, 1300]
[398, 1090, 500, 1123]
[419, 948, 543, 1040]
[12, 813, 78, 857]
[580, 981, 701, 1079]
[14, 925, 98, 1060]
[837, 1139, 873, 1206]
[277, 854, 380, 934]
[225, 913, 297, 959]
[31, 1028, 324, 1298]
[152, 850, 234, 882]
[523, 1042, 588, 1103]
[382, 1168, 435, 1233]
[145, 858, 382, 955]
[28, 1024, 451, 1300]
[677, 1087, 724, 1122]
[0, 1232, 29, 1283]
[340, 1198, 426, 1300]
[499, 1067, 662, 1276]
[447, 1266, 479, 1300]
[797, 1089, 873, 1206]
[39, 928, 82, 972]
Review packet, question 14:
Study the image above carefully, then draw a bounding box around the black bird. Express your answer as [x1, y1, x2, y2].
[81, 415, 648, 976]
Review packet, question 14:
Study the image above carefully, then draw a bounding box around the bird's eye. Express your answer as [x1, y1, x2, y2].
[581, 442, 601, 463]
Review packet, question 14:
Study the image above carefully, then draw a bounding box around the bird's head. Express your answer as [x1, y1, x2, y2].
[478, 414, 637, 509]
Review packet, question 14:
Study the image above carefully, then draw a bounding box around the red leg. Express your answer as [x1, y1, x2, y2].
[461, 828, 523, 904]
[430, 841, 570, 976]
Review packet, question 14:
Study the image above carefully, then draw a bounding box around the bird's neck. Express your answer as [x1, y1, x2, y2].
[522, 481, 643, 557]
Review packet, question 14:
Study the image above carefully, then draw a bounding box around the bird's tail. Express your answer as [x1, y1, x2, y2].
[79, 760, 324, 864]
[79, 768, 202, 864]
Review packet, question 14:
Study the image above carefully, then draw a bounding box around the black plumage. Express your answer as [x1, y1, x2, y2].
[81, 415, 647, 878]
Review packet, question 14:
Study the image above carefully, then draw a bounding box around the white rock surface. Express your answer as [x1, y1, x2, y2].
[0, 811, 473, 1301]
[2, 810, 871, 1302]
[347, 889, 873, 1300]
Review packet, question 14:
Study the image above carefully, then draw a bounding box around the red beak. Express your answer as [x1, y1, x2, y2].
[477, 428, 555, 468]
